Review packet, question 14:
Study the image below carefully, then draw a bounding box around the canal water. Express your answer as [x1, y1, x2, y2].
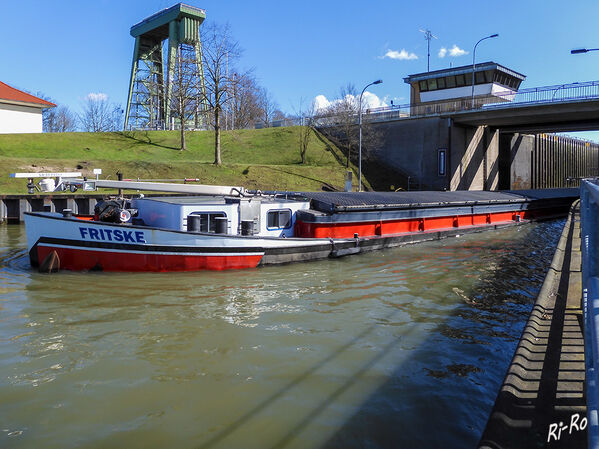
[0, 221, 563, 449]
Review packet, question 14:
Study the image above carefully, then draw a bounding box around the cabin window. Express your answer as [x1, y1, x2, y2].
[446, 76, 456, 88]
[455, 74, 465, 87]
[419, 80, 428, 92]
[188, 212, 227, 233]
[267, 209, 292, 229]
[475, 71, 486, 84]
[427, 79, 438, 90]
[437, 77, 446, 89]
[495, 72, 510, 87]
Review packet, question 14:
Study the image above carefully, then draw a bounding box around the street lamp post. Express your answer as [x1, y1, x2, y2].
[471, 33, 498, 108]
[358, 79, 383, 192]
[572, 48, 599, 54]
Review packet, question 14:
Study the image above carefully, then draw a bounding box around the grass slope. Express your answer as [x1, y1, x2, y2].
[0, 127, 358, 194]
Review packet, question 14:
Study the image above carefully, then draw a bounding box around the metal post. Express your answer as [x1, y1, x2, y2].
[358, 79, 382, 192]
[124, 37, 141, 130]
[471, 34, 498, 108]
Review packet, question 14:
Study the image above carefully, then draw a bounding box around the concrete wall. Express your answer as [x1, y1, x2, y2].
[368, 117, 450, 190]
[368, 118, 500, 191]
[326, 116, 598, 192]
[0, 103, 43, 133]
[497, 133, 599, 190]
[498, 133, 534, 190]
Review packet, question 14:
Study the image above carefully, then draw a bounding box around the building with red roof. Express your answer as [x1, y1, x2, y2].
[0, 81, 56, 133]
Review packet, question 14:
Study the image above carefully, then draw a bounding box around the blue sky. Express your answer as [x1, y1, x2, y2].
[2, 0, 599, 137]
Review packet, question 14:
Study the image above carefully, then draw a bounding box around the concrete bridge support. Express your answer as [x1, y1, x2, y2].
[449, 124, 499, 191]
[364, 118, 501, 191]
[356, 117, 598, 192]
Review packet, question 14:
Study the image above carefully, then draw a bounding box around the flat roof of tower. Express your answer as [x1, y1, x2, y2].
[130, 3, 206, 38]
[404, 62, 526, 84]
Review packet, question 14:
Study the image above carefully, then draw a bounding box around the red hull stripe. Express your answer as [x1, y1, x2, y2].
[36, 245, 263, 272]
[294, 208, 562, 239]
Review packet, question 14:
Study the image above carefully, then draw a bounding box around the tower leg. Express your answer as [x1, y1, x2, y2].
[166, 21, 179, 130]
[124, 37, 141, 130]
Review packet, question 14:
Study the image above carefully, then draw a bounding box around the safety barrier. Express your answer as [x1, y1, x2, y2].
[580, 178, 599, 449]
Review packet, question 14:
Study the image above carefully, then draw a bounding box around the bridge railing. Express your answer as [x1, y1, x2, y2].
[484, 80, 599, 108]
[580, 178, 599, 449]
[312, 80, 599, 127]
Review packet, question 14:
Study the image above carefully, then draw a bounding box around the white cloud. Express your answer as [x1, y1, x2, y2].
[362, 91, 387, 109]
[381, 49, 418, 60]
[449, 45, 468, 57]
[313, 92, 388, 113]
[439, 45, 469, 58]
[85, 92, 108, 101]
[313, 94, 331, 112]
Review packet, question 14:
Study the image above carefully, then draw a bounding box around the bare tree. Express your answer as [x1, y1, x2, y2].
[201, 22, 243, 165]
[79, 94, 122, 132]
[297, 99, 315, 164]
[272, 109, 287, 121]
[169, 44, 205, 150]
[316, 83, 382, 168]
[326, 84, 359, 168]
[225, 72, 263, 129]
[257, 87, 278, 127]
[33, 92, 60, 133]
[51, 106, 77, 132]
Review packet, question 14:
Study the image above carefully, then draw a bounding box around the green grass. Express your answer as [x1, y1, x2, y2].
[0, 127, 362, 194]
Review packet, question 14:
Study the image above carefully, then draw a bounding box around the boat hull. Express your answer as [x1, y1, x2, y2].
[25, 212, 340, 272]
[24, 186, 578, 273]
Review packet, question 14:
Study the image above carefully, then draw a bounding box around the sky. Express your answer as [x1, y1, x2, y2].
[2, 0, 599, 138]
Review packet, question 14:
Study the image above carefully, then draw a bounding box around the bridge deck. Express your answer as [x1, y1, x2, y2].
[479, 202, 587, 449]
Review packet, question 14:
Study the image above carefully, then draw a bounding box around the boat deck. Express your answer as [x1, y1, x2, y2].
[298, 188, 579, 213]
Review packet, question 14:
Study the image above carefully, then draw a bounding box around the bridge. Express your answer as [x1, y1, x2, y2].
[316, 81, 599, 193]
[366, 80, 599, 132]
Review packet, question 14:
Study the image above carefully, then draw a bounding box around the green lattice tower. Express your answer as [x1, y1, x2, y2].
[124, 3, 207, 130]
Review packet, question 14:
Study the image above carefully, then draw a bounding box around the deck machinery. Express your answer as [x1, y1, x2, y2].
[124, 3, 208, 131]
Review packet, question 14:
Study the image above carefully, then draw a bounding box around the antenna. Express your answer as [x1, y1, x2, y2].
[419, 29, 438, 72]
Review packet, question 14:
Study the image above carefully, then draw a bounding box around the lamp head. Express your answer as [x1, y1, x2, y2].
[572, 48, 589, 54]
[373, 79, 383, 85]
[489, 33, 499, 38]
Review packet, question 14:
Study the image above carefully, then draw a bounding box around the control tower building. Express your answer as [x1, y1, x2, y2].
[124, 3, 207, 130]
[403, 62, 526, 114]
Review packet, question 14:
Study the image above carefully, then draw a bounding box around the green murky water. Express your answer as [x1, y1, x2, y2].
[0, 221, 563, 448]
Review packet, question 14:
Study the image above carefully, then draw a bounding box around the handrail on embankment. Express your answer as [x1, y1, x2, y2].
[581, 178, 599, 449]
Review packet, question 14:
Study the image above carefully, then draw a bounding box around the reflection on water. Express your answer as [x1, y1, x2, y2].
[0, 221, 564, 449]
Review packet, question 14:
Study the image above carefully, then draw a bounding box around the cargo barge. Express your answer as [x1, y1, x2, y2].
[23, 180, 578, 272]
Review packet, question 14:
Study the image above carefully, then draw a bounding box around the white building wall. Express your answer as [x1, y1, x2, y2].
[420, 83, 516, 103]
[0, 103, 43, 133]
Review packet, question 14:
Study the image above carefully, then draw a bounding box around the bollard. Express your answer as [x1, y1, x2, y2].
[187, 215, 202, 232]
[215, 217, 228, 234]
[241, 220, 254, 236]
